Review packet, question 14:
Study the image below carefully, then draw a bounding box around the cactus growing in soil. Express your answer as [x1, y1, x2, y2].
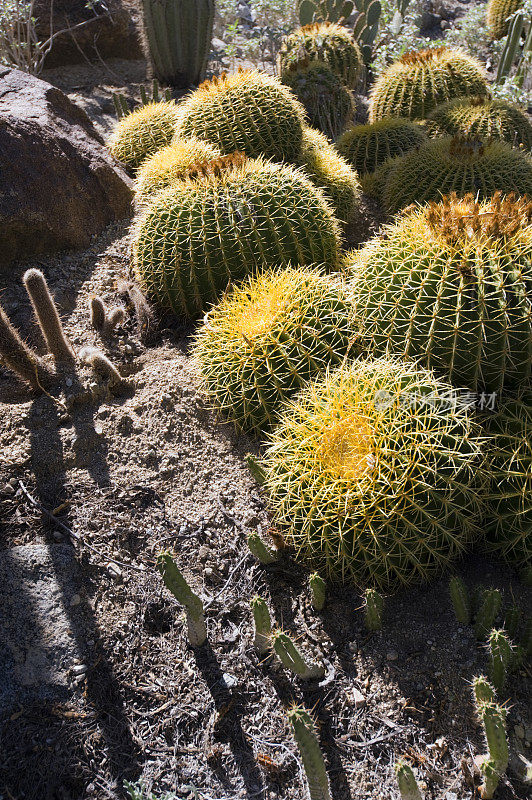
[487, 0, 523, 39]
[309, 573, 326, 611]
[272, 630, 325, 679]
[347, 192, 532, 393]
[261, 357, 484, 591]
[475, 589, 503, 641]
[298, 126, 362, 224]
[475, 701, 509, 799]
[363, 588, 383, 631]
[192, 267, 356, 432]
[337, 117, 427, 176]
[251, 595, 272, 654]
[369, 47, 488, 122]
[381, 136, 532, 213]
[156, 552, 206, 647]
[279, 22, 363, 89]
[89, 297, 125, 336]
[24, 269, 74, 364]
[281, 60, 355, 142]
[473, 676, 497, 704]
[395, 759, 423, 800]
[174, 70, 306, 163]
[427, 96, 532, 149]
[107, 101, 181, 172]
[288, 705, 331, 800]
[449, 576, 471, 625]
[488, 629, 513, 692]
[484, 393, 532, 573]
[247, 532, 278, 565]
[134, 138, 221, 206]
[133, 156, 340, 319]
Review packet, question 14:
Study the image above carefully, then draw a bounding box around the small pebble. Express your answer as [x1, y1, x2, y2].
[69, 593, 81, 607]
[106, 562, 122, 580]
[72, 663, 88, 675]
[352, 688, 366, 708]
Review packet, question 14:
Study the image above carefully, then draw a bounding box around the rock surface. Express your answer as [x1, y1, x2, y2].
[0, 68, 133, 269]
[0, 544, 84, 716]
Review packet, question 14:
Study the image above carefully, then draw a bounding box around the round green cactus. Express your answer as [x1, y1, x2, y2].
[347, 192, 532, 393]
[278, 21, 363, 89]
[369, 47, 488, 122]
[427, 97, 532, 149]
[487, 0, 523, 39]
[107, 101, 181, 172]
[174, 70, 305, 163]
[337, 117, 427, 176]
[132, 155, 340, 318]
[298, 126, 361, 225]
[134, 137, 221, 206]
[382, 135, 532, 213]
[261, 357, 484, 590]
[281, 60, 355, 142]
[484, 392, 531, 574]
[192, 267, 358, 432]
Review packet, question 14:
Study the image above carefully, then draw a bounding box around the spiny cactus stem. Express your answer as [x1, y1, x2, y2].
[251, 595, 272, 655]
[247, 532, 278, 565]
[105, 307, 126, 334]
[395, 758, 423, 800]
[475, 589, 503, 641]
[288, 706, 331, 800]
[309, 572, 326, 611]
[271, 630, 325, 680]
[245, 453, 266, 485]
[477, 702, 508, 799]
[0, 303, 54, 390]
[363, 588, 383, 631]
[156, 553, 206, 647]
[90, 297, 106, 332]
[23, 269, 75, 364]
[472, 676, 496, 705]
[488, 629, 512, 693]
[449, 575, 471, 624]
[79, 347, 125, 390]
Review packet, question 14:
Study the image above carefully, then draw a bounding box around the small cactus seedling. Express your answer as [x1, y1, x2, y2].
[247, 532, 278, 565]
[395, 758, 423, 800]
[287, 705, 331, 800]
[309, 573, 326, 611]
[449, 575, 471, 625]
[245, 454, 266, 485]
[89, 297, 125, 336]
[472, 676, 497, 705]
[475, 590, 503, 641]
[112, 79, 173, 120]
[363, 588, 383, 631]
[156, 552, 206, 647]
[271, 630, 325, 680]
[79, 347, 125, 390]
[476, 701, 509, 799]
[251, 595, 272, 654]
[488, 629, 513, 693]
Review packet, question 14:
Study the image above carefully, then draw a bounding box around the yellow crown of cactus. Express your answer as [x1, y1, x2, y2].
[337, 117, 427, 175]
[261, 357, 484, 590]
[174, 69, 306, 163]
[381, 135, 532, 213]
[279, 21, 363, 89]
[369, 47, 488, 122]
[192, 267, 359, 432]
[107, 101, 181, 172]
[132, 155, 340, 318]
[487, 0, 523, 39]
[427, 96, 532, 149]
[297, 126, 361, 225]
[134, 137, 221, 206]
[347, 192, 532, 393]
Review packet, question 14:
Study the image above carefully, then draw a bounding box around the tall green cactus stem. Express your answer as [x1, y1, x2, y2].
[476, 702, 509, 799]
[141, 0, 215, 88]
[23, 269, 74, 365]
[309, 573, 326, 611]
[156, 552, 206, 646]
[395, 758, 423, 800]
[504, 606, 521, 640]
[475, 590, 503, 641]
[0, 303, 54, 391]
[449, 576, 471, 625]
[352, 0, 382, 65]
[279, 22, 363, 89]
[488, 629, 513, 693]
[287, 706, 332, 800]
[271, 630, 325, 679]
[473, 676, 497, 705]
[247, 533, 278, 565]
[363, 588, 383, 631]
[251, 595, 272, 654]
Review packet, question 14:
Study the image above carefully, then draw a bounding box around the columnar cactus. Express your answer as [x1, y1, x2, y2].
[487, 0, 523, 39]
[475, 589, 503, 641]
[337, 118, 427, 176]
[369, 47, 488, 122]
[247, 532, 278, 565]
[271, 630, 325, 679]
[473, 676, 497, 705]
[363, 588, 383, 631]
[261, 357, 484, 590]
[427, 96, 532, 149]
[24, 269, 74, 364]
[174, 70, 306, 163]
[89, 297, 125, 336]
[133, 157, 340, 319]
[347, 192, 532, 393]
[156, 552, 206, 646]
[476, 701, 509, 799]
[192, 267, 356, 432]
[140, 0, 215, 88]
[134, 138, 221, 205]
[395, 759, 423, 800]
[309, 573, 326, 611]
[251, 595, 272, 654]
[488, 629, 513, 693]
[278, 22, 363, 88]
[449, 576, 471, 625]
[107, 101, 181, 171]
[287, 706, 331, 800]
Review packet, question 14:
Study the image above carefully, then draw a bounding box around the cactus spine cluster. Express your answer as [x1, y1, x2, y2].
[108, 101, 181, 172]
[473, 676, 497, 705]
[251, 595, 272, 654]
[278, 22, 363, 89]
[287, 706, 332, 800]
[337, 117, 427, 177]
[449, 576, 471, 624]
[133, 157, 340, 319]
[247, 532, 278, 565]
[261, 357, 483, 590]
[192, 268, 355, 431]
[271, 630, 325, 679]
[488, 629, 513, 692]
[395, 759, 423, 800]
[363, 588, 383, 631]
[348, 192, 532, 393]
[309, 573, 326, 611]
[475, 589, 503, 641]
[140, 0, 214, 88]
[427, 96, 532, 149]
[156, 553, 206, 646]
[476, 701, 509, 799]
[174, 70, 306, 163]
[487, 0, 523, 39]
[369, 47, 488, 122]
